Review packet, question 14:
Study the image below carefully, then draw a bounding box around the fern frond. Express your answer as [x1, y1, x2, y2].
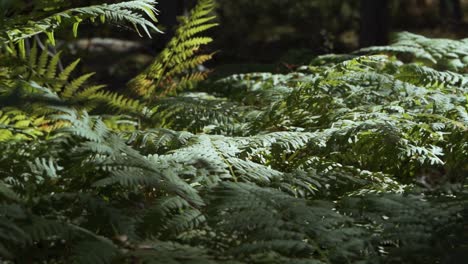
[58, 59, 80, 82]
[71, 240, 118, 264]
[62, 73, 96, 98]
[124, 240, 217, 264]
[46, 51, 63, 79]
[128, 0, 217, 98]
[91, 91, 143, 114]
[358, 32, 468, 72]
[396, 64, 468, 89]
[0, 0, 161, 44]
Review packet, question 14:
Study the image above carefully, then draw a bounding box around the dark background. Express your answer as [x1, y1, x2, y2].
[208, 0, 468, 64]
[102, 0, 468, 83]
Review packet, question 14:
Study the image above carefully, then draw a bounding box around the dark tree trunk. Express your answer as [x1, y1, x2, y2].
[359, 0, 391, 48]
[440, 0, 464, 23]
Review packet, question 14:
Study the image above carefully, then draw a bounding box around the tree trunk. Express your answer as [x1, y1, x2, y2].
[359, 0, 391, 48]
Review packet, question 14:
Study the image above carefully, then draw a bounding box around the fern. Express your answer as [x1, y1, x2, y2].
[0, 109, 46, 141]
[1, 7, 467, 262]
[357, 31, 468, 73]
[0, 40, 154, 133]
[0, 0, 161, 45]
[128, 0, 218, 98]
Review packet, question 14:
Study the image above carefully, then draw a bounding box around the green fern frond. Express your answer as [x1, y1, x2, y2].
[358, 32, 468, 72]
[71, 240, 118, 264]
[91, 91, 143, 114]
[46, 51, 63, 79]
[128, 0, 217, 98]
[58, 59, 80, 82]
[54, 109, 109, 142]
[0, 0, 161, 44]
[143, 202, 206, 237]
[123, 240, 217, 264]
[1, 42, 103, 107]
[62, 73, 96, 98]
[396, 64, 468, 89]
[0, 108, 48, 141]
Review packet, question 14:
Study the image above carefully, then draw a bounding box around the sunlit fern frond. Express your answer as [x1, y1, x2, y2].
[0, 0, 161, 45]
[128, 0, 217, 98]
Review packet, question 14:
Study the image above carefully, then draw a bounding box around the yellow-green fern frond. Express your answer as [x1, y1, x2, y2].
[0, 109, 53, 141]
[1, 42, 106, 106]
[128, 0, 218, 98]
[91, 91, 144, 114]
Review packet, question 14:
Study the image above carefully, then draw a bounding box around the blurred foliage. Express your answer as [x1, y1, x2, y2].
[212, 0, 468, 63]
[214, 0, 360, 62]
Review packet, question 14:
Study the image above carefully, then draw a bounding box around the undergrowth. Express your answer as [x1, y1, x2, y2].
[0, 1, 467, 263]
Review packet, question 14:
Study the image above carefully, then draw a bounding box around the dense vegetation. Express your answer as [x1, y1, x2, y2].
[0, 0, 467, 263]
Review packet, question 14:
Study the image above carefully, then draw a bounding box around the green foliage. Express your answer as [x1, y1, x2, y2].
[0, 0, 164, 136]
[128, 0, 218, 98]
[216, 0, 359, 58]
[358, 32, 468, 73]
[0, 0, 160, 44]
[0, 3, 467, 263]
